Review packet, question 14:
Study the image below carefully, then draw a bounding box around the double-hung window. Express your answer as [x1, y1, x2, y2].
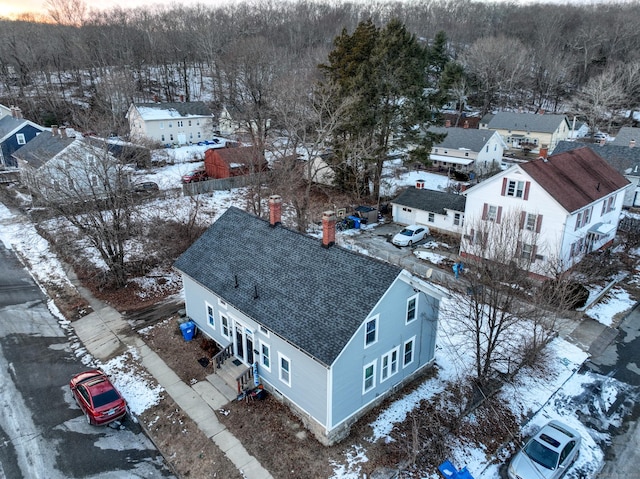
[406, 296, 417, 323]
[220, 314, 229, 337]
[16, 133, 26, 145]
[487, 205, 498, 222]
[380, 348, 399, 382]
[365, 317, 378, 347]
[260, 341, 270, 370]
[206, 303, 214, 328]
[403, 337, 415, 367]
[363, 361, 376, 393]
[507, 180, 525, 198]
[279, 354, 291, 386]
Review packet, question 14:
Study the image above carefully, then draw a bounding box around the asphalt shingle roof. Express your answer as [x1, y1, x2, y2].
[428, 127, 495, 152]
[610, 127, 640, 147]
[0, 116, 26, 139]
[552, 141, 640, 178]
[520, 147, 630, 213]
[485, 112, 568, 133]
[174, 207, 402, 366]
[11, 131, 76, 169]
[392, 186, 466, 214]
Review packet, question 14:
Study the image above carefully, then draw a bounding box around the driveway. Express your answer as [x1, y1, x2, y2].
[340, 221, 458, 283]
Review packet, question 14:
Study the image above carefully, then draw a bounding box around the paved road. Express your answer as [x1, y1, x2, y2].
[0, 242, 174, 478]
[586, 305, 640, 479]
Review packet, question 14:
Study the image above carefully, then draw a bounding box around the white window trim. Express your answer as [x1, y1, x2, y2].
[219, 312, 230, 338]
[380, 347, 399, 383]
[278, 353, 291, 387]
[364, 315, 379, 348]
[206, 302, 215, 329]
[363, 360, 376, 394]
[406, 295, 418, 324]
[403, 336, 416, 368]
[259, 340, 271, 372]
[16, 133, 26, 145]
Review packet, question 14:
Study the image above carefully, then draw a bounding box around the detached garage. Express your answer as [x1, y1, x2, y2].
[391, 184, 466, 236]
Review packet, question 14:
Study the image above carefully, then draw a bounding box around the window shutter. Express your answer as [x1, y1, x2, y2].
[520, 211, 526, 229]
[497, 206, 503, 224]
[536, 214, 543, 233]
[482, 203, 488, 220]
[523, 181, 531, 200]
[501, 177, 507, 196]
[532, 245, 538, 262]
[470, 228, 475, 244]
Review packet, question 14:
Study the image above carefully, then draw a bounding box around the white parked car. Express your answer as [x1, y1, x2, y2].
[508, 420, 581, 479]
[391, 225, 429, 247]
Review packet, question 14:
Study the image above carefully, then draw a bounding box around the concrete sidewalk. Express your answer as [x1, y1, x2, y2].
[72, 303, 273, 479]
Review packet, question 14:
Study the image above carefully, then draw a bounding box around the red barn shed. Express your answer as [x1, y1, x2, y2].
[204, 146, 267, 179]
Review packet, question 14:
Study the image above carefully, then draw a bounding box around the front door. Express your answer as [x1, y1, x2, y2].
[235, 324, 244, 359]
[233, 322, 255, 366]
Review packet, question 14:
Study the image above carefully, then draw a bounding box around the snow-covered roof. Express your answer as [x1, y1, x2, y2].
[132, 102, 212, 121]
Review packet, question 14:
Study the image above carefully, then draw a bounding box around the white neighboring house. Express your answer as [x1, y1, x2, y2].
[427, 126, 507, 176]
[126, 102, 214, 146]
[391, 183, 466, 236]
[12, 126, 126, 205]
[217, 105, 271, 140]
[460, 147, 630, 277]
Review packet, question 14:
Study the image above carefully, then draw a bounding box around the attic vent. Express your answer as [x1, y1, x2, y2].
[254, 285, 259, 299]
[596, 182, 600, 191]
[234, 275, 239, 288]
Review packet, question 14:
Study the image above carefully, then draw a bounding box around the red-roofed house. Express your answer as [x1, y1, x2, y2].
[204, 146, 268, 179]
[460, 147, 630, 276]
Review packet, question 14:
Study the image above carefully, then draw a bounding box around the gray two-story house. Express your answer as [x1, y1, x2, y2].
[174, 197, 445, 445]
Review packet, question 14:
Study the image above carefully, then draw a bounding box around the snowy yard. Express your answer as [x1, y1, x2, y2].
[1, 143, 638, 478]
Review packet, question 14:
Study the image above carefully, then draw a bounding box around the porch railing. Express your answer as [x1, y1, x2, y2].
[212, 343, 234, 371]
[236, 366, 254, 394]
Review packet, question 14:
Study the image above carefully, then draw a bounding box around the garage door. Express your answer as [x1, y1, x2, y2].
[394, 205, 415, 225]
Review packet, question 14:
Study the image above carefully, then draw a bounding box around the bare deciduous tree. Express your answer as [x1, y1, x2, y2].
[31, 139, 134, 288]
[448, 210, 560, 389]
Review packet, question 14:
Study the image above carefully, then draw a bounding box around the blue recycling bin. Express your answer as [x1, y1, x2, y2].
[180, 321, 196, 341]
[347, 215, 360, 229]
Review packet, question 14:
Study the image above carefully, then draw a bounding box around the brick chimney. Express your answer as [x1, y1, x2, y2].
[10, 105, 16, 117]
[51, 125, 59, 136]
[445, 119, 451, 128]
[268, 195, 282, 227]
[60, 126, 67, 138]
[153, 94, 159, 103]
[416, 179, 425, 189]
[15, 107, 22, 119]
[539, 144, 548, 159]
[180, 94, 185, 102]
[630, 139, 636, 148]
[322, 211, 336, 248]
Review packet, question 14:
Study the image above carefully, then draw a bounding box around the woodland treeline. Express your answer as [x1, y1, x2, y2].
[1, 0, 639, 132]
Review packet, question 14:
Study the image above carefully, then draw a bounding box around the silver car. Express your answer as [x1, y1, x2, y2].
[508, 420, 581, 479]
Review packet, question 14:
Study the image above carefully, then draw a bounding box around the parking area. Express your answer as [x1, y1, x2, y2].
[338, 221, 460, 284]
